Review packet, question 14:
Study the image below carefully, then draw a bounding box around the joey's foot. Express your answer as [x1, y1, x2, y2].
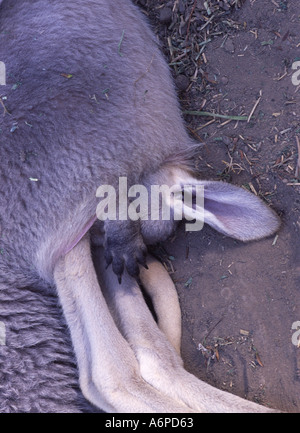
[104, 220, 148, 283]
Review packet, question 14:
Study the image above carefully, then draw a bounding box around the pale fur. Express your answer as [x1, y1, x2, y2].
[54, 235, 274, 412]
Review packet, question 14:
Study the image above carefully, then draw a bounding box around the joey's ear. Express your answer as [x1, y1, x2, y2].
[179, 178, 280, 241]
[199, 180, 280, 241]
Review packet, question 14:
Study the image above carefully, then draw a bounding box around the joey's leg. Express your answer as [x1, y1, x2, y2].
[54, 235, 194, 413]
[95, 246, 275, 413]
[90, 223, 181, 353]
[139, 256, 182, 355]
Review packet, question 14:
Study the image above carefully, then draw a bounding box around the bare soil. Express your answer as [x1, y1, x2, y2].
[137, 0, 300, 412]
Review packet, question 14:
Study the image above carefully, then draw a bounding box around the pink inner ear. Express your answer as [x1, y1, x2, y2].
[204, 196, 248, 219]
[63, 215, 97, 255]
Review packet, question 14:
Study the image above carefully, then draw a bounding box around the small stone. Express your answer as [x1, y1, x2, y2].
[221, 136, 232, 146]
[175, 74, 190, 92]
[221, 76, 229, 85]
[159, 7, 172, 24]
[223, 38, 235, 54]
[178, 0, 186, 14]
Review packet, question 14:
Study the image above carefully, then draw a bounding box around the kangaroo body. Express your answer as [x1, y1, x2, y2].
[0, 0, 196, 283]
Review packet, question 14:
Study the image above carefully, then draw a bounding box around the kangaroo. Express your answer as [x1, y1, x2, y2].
[0, 0, 280, 412]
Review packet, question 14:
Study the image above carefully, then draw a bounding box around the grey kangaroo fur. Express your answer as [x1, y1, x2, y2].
[0, 0, 280, 412]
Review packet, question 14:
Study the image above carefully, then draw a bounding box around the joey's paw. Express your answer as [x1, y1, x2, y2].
[104, 225, 148, 283]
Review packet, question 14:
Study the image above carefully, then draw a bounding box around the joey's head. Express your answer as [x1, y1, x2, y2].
[140, 165, 280, 246]
[140, 166, 183, 245]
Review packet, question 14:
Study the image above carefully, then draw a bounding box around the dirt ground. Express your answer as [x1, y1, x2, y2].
[135, 0, 300, 412]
